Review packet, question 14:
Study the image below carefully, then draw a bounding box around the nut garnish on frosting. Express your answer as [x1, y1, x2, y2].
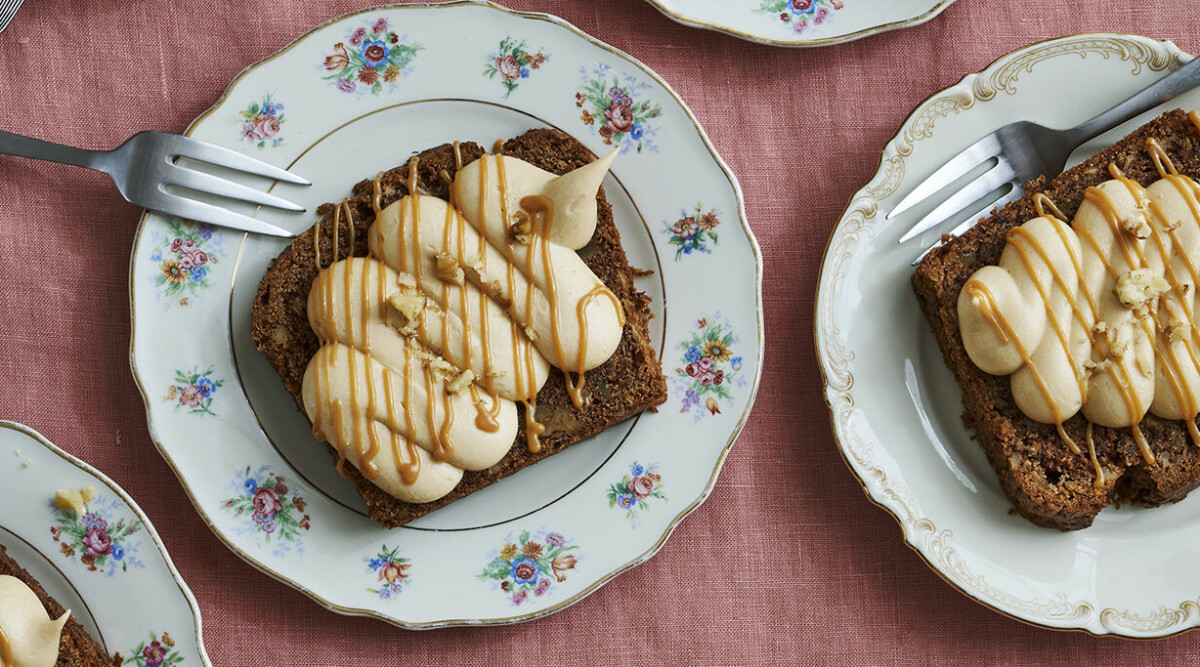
[959, 138, 1200, 482]
[302, 144, 625, 504]
[0, 575, 68, 667]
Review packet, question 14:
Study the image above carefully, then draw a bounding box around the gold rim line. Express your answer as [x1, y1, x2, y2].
[0, 421, 213, 664]
[225, 97, 669, 526]
[812, 32, 1196, 639]
[641, 0, 960, 48]
[125, 0, 764, 629]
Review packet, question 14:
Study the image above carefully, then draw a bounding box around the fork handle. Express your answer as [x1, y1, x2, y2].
[0, 130, 107, 172]
[1072, 55, 1200, 142]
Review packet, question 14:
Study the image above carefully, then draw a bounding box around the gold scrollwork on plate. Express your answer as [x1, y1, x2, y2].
[897, 91, 975, 157]
[1100, 601, 1200, 635]
[973, 36, 1183, 102]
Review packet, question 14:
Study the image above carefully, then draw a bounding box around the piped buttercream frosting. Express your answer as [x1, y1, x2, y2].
[959, 135, 1200, 476]
[0, 575, 67, 667]
[301, 146, 625, 503]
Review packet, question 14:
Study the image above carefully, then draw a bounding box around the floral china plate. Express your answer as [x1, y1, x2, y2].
[816, 33, 1200, 637]
[641, 0, 959, 47]
[128, 1, 761, 628]
[0, 422, 209, 664]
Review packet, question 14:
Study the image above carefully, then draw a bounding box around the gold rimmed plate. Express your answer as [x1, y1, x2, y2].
[129, 1, 762, 627]
[816, 33, 1200, 637]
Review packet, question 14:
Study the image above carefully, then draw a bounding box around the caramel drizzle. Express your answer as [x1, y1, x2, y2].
[460, 144, 503, 434]
[0, 624, 13, 667]
[383, 370, 420, 484]
[564, 284, 627, 407]
[1109, 163, 1200, 453]
[967, 280, 1078, 452]
[1033, 192, 1069, 223]
[402, 157, 454, 462]
[444, 144, 501, 434]
[1143, 142, 1200, 446]
[492, 152, 546, 452]
[1086, 420, 1105, 488]
[308, 157, 454, 489]
[1006, 225, 1090, 404]
[1072, 175, 1156, 461]
[330, 397, 347, 476]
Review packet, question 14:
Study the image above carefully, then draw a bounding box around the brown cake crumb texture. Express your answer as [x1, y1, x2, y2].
[912, 110, 1200, 531]
[0, 544, 121, 666]
[251, 129, 668, 527]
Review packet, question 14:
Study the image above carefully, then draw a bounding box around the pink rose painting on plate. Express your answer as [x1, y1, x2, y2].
[149, 218, 221, 308]
[238, 94, 286, 149]
[606, 461, 666, 523]
[125, 631, 184, 667]
[757, 0, 845, 34]
[483, 37, 547, 98]
[673, 314, 748, 422]
[49, 494, 144, 576]
[222, 465, 311, 558]
[576, 63, 662, 154]
[164, 366, 224, 417]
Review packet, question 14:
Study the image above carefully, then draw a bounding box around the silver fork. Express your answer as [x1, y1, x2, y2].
[891, 54, 1200, 259]
[0, 130, 309, 237]
[0, 0, 23, 34]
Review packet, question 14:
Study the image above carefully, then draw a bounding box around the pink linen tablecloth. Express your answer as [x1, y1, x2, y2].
[3, 0, 1200, 663]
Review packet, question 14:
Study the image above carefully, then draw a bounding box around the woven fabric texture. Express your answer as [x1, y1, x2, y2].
[2, 0, 1200, 663]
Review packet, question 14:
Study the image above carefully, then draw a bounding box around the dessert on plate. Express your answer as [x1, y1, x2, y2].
[0, 544, 121, 666]
[252, 129, 667, 527]
[913, 109, 1200, 530]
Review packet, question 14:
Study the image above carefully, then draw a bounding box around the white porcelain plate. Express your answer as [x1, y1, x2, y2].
[0, 422, 209, 664]
[642, 0, 958, 47]
[815, 34, 1200, 637]
[128, 1, 761, 628]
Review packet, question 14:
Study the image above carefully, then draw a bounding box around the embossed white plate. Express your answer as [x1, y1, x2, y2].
[816, 34, 1200, 637]
[0, 422, 209, 664]
[642, 0, 958, 47]
[128, 1, 761, 627]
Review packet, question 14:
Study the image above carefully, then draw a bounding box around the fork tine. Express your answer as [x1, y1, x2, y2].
[152, 132, 311, 185]
[910, 186, 1025, 266]
[163, 164, 306, 212]
[898, 160, 1017, 243]
[141, 190, 296, 238]
[888, 133, 1003, 221]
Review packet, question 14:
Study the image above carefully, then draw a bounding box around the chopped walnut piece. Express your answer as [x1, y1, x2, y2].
[1084, 358, 1112, 376]
[1091, 320, 1131, 360]
[446, 369, 476, 394]
[436, 252, 465, 285]
[53, 488, 86, 514]
[1119, 208, 1153, 239]
[422, 355, 458, 379]
[388, 293, 427, 324]
[1160, 300, 1192, 343]
[510, 210, 532, 244]
[1114, 269, 1169, 309]
[1165, 322, 1192, 343]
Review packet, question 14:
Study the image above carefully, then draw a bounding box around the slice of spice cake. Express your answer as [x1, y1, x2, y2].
[912, 109, 1200, 530]
[252, 128, 667, 527]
